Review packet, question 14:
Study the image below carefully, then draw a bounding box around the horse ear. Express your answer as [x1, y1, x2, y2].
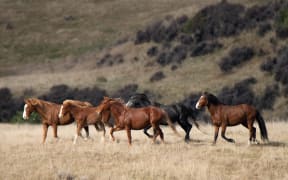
[104, 96, 109, 100]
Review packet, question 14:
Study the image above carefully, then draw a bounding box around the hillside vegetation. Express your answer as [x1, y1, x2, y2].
[1, 0, 288, 122]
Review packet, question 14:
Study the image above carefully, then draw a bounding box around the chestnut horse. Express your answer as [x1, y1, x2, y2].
[195, 92, 269, 145]
[23, 98, 92, 143]
[58, 100, 111, 144]
[97, 97, 179, 146]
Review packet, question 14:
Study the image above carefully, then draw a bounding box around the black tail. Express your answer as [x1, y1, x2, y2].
[256, 111, 269, 142]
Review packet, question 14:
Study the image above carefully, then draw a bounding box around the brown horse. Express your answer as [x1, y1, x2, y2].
[97, 97, 179, 146]
[23, 98, 92, 143]
[195, 92, 269, 145]
[58, 99, 111, 144]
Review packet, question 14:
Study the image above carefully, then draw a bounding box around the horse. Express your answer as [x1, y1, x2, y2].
[23, 98, 92, 143]
[126, 93, 200, 142]
[97, 97, 180, 146]
[58, 99, 111, 144]
[195, 92, 269, 145]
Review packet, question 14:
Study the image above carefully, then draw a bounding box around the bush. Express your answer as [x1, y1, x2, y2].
[150, 71, 165, 82]
[275, 8, 288, 38]
[219, 47, 255, 72]
[0, 88, 17, 122]
[97, 53, 124, 67]
[256, 84, 280, 110]
[218, 77, 257, 106]
[147, 46, 158, 57]
[111, 84, 138, 101]
[190, 41, 222, 57]
[260, 57, 277, 73]
[39, 84, 107, 105]
[182, 1, 245, 41]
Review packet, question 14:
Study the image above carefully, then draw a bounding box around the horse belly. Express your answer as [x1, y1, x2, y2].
[131, 120, 150, 130]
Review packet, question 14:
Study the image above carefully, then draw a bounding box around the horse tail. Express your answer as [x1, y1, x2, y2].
[162, 110, 181, 137]
[255, 110, 269, 142]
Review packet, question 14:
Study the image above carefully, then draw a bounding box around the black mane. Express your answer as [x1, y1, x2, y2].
[204, 92, 223, 105]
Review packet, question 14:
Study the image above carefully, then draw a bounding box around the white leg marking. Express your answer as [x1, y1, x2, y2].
[58, 105, 63, 119]
[73, 134, 78, 144]
[23, 104, 28, 119]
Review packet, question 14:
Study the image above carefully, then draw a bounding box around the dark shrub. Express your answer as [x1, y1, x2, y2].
[111, 84, 138, 101]
[244, 3, 279, 28]
[179, 34, 194, 45]
[147, 46, 158, 57]
[218, 77, 257, 106]
[150, 71, 165, 82]
[257, 23, 272, 36]
[182, 1, 245, 40]
[256, 84, 280, 110]
[275, 8, 288, 39]
[219, 47, 255, 72]
[156, 45, 187, 66]
[135, 30, 151, 44]
[39, 84, 107, 105]
[260, 57, 277, 73]
[97, 53, 124, 67]
[274, 47, 288, 85]
[0, 88, 16, 122]
[190, 41, 222, 57]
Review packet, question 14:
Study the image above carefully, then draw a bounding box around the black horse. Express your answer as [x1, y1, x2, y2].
[126, 93, 200, 142]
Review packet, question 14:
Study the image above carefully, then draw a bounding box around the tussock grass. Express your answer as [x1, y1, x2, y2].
[0, 122, 288, 180]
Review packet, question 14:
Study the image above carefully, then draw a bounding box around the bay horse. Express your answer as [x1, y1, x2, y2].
[97, 97, 180, 146]
[58, 99, 111, 144]
[126, 93, 200, 142]
[23, 98, 92, 143]
[195, 92, 269, 145]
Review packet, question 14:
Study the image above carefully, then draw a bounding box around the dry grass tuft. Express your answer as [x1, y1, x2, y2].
[0, 122, 288, 180]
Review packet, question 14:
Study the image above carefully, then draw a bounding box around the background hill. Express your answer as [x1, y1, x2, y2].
[1, 0, 288, 122]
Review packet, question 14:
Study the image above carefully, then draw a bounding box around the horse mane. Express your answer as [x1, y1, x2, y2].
[63, 99, 92, 107]
[26, 98, 57, 106]
[205, 92, 223, 105]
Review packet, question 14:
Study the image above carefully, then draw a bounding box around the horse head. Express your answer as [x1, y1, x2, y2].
[195, 92, 209, 109]
[23, 98, 39, 120]
[196, 92, 222, 109]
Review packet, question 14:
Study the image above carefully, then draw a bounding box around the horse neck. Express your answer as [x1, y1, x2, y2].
[207, 103, 220, 116]
[34, 101, 50, 119]
[67, 104, 83, 117]
[109, 102, 126, 122]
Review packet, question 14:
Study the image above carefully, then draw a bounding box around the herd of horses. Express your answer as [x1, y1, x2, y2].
[22, 92, 269, 146]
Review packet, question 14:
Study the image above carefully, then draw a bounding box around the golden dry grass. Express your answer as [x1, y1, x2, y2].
[1, 122, 288, 180]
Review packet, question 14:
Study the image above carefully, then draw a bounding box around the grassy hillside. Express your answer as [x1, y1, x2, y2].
[1, 0, 288, 121]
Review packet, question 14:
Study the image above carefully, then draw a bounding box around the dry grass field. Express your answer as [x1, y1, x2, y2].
[0, 122, 288, 180]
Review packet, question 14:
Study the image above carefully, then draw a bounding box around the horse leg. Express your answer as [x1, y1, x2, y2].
[213, 126, 219, 145]
[99, 122, 106, 142]
[177, 118, 192, 142]
[42, 124, 49, 144]
[157, 127, 164, 143]
[110, 126, 123, 142]
[52, 124, 58, 139]
[74, 122, 83, 144]
[143, 125, 153, 138]
[84, 126, 89, 138]
[248, 121, 258, 145]
[125, 127, 132, 146]
[221, 125, 235, 143]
